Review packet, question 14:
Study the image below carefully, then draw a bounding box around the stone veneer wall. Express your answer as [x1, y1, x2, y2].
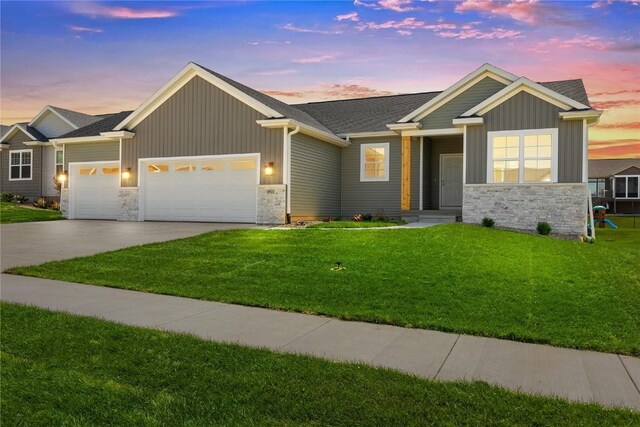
[118, 188, 139, 221]
[257, 184, 286, 225]
[463, 183, 587, 236]
[60, 189, 69, 218]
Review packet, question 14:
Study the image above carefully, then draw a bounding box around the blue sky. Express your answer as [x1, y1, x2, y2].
[1, 1, 639, 157]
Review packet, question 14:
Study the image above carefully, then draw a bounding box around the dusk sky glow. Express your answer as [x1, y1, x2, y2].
[1, 0, 638, 158]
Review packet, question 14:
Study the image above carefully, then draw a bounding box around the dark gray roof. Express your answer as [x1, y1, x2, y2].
[11, 123, 48, 142]
[0, 125, 10, 139]
[589, 159, 640, 178]
[49, 106, 103, 128]
[294, 79, 590, 134]
[194, 63, 336, 136]
[57, 111, 133, 139]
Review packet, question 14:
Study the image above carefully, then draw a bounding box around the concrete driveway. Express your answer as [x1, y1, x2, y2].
[1, 220, 257, 270]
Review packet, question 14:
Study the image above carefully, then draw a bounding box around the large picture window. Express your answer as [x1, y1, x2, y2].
[360, 143, 390, 182]
[487, 129, 557, 184]
[9, 149, 32, 181]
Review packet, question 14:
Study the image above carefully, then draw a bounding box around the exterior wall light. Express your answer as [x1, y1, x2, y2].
[57, 171, 67, 184]
[122, 167, 132, 180]
[264, 162, 274, 176]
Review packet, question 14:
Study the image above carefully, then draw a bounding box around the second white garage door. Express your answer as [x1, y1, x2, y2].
[69, 161, 120, 220]
[140, 155, 258, 223]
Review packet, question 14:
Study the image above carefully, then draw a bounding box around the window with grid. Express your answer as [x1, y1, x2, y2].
[9, 150, 32, 180]
[55, 149, 64, 176]
[360, 143, 389, 182]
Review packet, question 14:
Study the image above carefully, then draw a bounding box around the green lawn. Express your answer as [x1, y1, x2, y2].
[9, 224, 640, 355]
[0, 201, 62, 224]
[2, 303, 637, 426]
[306, 220, 405, 228]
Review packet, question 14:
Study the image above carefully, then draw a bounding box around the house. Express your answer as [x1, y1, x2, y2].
[0, 106, 105, 201]
[3, 63, 602, 235]
[589, 159, 640, 214]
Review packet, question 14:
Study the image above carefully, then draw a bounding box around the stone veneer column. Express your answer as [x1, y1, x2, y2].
[59, 189, 69, 218]
[257, 185, 287, 225]
[118, 188, 140, 221]
[462, 183, 587, 237]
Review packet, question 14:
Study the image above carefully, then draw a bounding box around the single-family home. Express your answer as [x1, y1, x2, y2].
[589, 158, 640, 214]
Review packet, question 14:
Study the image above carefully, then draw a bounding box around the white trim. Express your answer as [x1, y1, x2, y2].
[399, 64, 518, 123]
[360, 142, 390, 182]
[0, 124, 38, 143]
[118, 138, 123, 187]
[612, 175, 640, 199]
[8, 149, 33, 181]
[419, 136, 424, 210]
[100, 131, 135, 139]
[402, 128, 463, 137]
[386, 122, 422, 132]
[54, 147, 64, 181]
[137, 153, 261, 222]
[68, 160, 119, 220]
[582, 119, 588, 183]
[116, 63, 283, 131]
[559, 110, 602, 121]
[256, 119, 348, 147]
[463, 77, 590, 117]
[452, 117, 483, 127]
[23, 141, 43, 146]
[50, 135, 111, 144]
[439, 153, 463, 209]
[338, 131, 397, 139]
[486, 128, 558, 184]
[286, 125, 300, 215]
[28, 105, 79, 130]
[462, 125, 467, 185]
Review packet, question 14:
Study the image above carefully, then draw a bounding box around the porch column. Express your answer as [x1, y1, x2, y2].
[401, 135, 411, 210]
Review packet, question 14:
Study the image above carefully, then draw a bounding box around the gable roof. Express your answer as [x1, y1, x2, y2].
[589, 159, 640, 178]
[539, 79, 589, 107]
[56, 111, 134, 139]
[0, 124, 10, 139]
[28, 105, 101, 130]
[0, 123, 48, 143]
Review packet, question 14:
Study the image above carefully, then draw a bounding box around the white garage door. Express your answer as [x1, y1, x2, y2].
[141, 155, 258, 223]
[69, 161, 120, 220]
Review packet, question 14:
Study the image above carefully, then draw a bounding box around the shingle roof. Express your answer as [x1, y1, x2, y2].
[0, 124, 11, 139]
[194, 63, 336, 136]
[294, 79, 590, 134]
[49, 106, 103, 128]
[589, 159, 640, 178]
[57, 111, 133, 139]
[10, 123, 48, 142]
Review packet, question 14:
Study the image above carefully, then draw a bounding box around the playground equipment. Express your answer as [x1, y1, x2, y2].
[592, 205, 618, 229]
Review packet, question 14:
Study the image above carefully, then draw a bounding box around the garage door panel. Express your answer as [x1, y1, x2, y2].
[70, 162, 120, 220]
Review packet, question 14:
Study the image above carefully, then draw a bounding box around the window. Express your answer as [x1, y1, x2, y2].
[360, 143, 390, 182]
[80, 168, 97, 176]
[9, 149, 32, 181]
[175, 164, 196, 172]
[101, 167, 120, 175]
[487, 129, 557, 184]
[614, 176, 639, 199]
[55, 149, 64, 176]
[202, 161, 225, 171]
[588, 179, 607, 197]
[147, 164, 169, 173]
[231, 159, 256, 170]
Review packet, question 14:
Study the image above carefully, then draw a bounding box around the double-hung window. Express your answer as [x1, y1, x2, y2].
[55, 149, 64, 176]
[487, 129, 557, 183]
[360, 142, 389, 182]
[9, 149, 32, 181]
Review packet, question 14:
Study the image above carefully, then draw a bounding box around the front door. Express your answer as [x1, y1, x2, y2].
[440, 154, 463, 208]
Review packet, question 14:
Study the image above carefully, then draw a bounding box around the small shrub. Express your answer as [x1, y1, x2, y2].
[49, 201, 61, 211]
[33, 197, 49, 209]
[351, 214, 363, 222]
[362, 213, 373, 222]
[14, 195, 28, 204]
[1, 192, 15, 202]
[481, 217, 495, 228]
[374, 209, 389, 222]
[537, 221, 552, 235]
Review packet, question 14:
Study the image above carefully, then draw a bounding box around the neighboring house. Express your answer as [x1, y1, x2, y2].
[589, 159, 640, 214]
[0, 106, 104, 200]
[16, 62, 601, 236]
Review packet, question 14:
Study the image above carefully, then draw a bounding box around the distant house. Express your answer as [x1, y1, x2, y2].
[589, 159, 640, 214]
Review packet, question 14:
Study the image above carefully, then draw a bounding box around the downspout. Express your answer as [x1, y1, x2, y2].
[285, 124, 300, 222]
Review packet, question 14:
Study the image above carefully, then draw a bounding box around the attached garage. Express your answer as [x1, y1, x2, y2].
[138, 154, 259, 223]
[69, 161, 120, 220]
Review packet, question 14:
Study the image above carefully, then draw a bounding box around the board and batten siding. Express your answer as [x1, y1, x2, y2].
[419, 77, 506, 130]
[290, 133, 341, 218]
[0, 131, 43, 199]
[64, 141, 119, 169]
[341, 136, 402, 218]
[466, 91, 584, 184]
[423, 136, 463, 210]
[32, 111, 75, 138]
[122, 76, 283, 187]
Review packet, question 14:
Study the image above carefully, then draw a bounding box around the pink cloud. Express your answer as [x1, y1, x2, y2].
[67, 25, 103, 33]
[69, 2, 178, 19]
[594, 122, 640, 130]
[589, 139, 640, 159]
[282, 23, 342, 35]
[455, 0, 542, 24]
[437, 27, 522, 40]
[262, 83, 394, 101]
[336, 12, 359, 22]
[528, 35, 614, 53]
[378, 0, 416, 12]
[592, 0, 639, 8]
[356, 17, 521, 39]
[293, 55, 336, 64]
[591, 99, 640, 109]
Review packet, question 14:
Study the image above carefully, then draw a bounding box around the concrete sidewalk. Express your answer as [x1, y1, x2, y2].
[1, 273, 639, 411]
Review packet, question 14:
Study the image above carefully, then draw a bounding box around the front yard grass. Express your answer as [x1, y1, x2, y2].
[306, 220, 405, 228]
[2, 303, 637, 425]
[0, 201, 62, 224]
[9, 223, 640, 355]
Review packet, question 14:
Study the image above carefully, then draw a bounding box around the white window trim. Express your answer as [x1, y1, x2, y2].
[360, 142, 390, 182]
[613, 175, 640, 199]
[486, 128, 558, 184]
[8, 149, 33, 181]
[55, 148, 64, 174]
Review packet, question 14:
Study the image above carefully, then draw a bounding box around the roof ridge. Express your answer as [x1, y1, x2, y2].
[291, 90, 443, 106]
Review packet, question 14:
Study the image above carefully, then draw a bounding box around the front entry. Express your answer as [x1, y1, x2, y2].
[440, 154, 463, 208]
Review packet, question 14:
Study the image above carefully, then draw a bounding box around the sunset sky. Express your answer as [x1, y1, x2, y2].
[1, 0, 638, 158]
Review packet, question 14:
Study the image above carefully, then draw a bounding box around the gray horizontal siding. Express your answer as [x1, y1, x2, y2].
[290, 133, 341, 218]
[123, 76, 283, 187]
[466, 91, 583, 184]
[0, 131, 42, 199]
[420, 77, 506, 130]
[341, 136, 402, 218]
[64, 141, 119, 168]
[424, 136, 463, 209]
